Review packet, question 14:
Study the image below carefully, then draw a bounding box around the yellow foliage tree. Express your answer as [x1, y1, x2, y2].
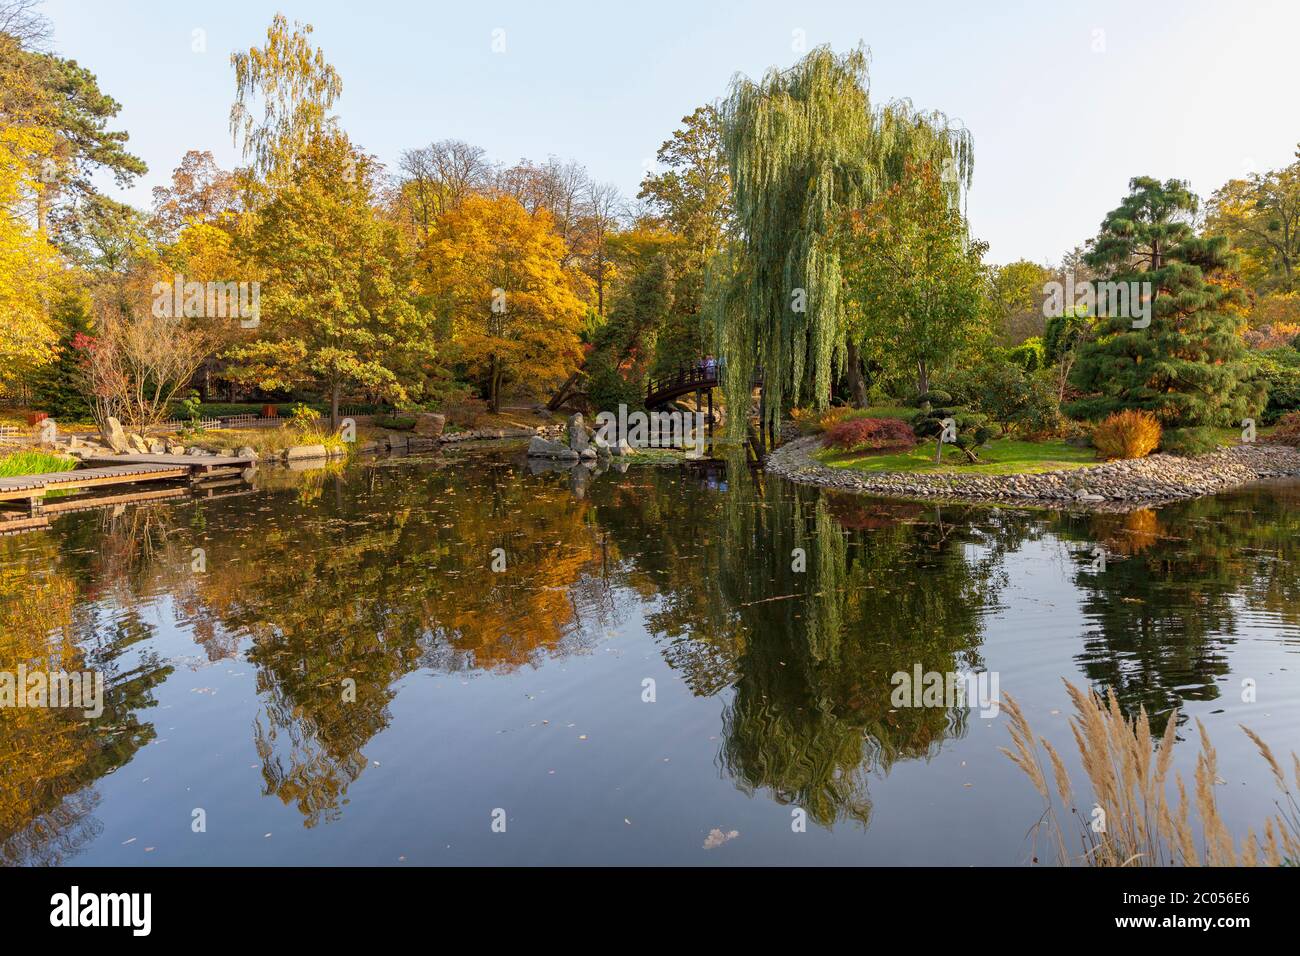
[419, 194, 586, 411]
[0, 120, 60, 396]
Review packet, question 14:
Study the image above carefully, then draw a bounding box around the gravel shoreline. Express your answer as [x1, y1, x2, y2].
[765, 436, 1300, 511]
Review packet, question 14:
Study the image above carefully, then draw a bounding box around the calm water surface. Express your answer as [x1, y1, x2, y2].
[2, 447, 1298, 865]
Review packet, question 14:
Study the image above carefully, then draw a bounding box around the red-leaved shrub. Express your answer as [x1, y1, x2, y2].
[821, 416, 917, 453]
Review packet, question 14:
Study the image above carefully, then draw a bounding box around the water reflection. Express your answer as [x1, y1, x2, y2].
[2, 450, 1298, 862]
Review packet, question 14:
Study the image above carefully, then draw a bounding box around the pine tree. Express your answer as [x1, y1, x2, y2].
[1068, 177, 1264, 427]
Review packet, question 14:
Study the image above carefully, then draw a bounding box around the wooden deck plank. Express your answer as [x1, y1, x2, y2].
[0, 515, 49, 535]
[40, 485, 187, 515]
[0, 466, 191, 501]
[81, 453, 256, 468]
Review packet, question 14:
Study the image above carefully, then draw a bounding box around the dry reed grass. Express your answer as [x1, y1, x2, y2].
[1002, 681, 1300, 866]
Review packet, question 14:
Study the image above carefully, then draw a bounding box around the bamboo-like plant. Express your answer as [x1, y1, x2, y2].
[1002, 681, 1300, 866]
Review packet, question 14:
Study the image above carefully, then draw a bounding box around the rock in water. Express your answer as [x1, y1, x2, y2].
[528, 435, 579, 460]
[567, 413, 590, 452]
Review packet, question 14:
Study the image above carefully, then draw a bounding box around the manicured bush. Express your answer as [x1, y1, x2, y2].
[910, 391, 994, 463]
[1091, 409, 1161, 460]
[947, 357, 1062, 437]
[1159, 426, 1221, 457]
[375, 415, 417, 431]
[1006, 339, 1045, 373]
[821, 416, 917, 453]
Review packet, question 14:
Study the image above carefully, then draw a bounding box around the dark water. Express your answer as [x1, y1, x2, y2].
[2, 447, 1298, 865]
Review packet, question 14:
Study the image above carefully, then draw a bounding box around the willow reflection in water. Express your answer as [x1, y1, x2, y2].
[1, 449, 1297, 864]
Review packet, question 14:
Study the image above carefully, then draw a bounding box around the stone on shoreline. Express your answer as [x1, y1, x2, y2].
[285, 444, 329, 461]
[764, 436, 1300, 513]
[528, 435, 579, 460]
[100, 417, 130, 454]
[567, 413, 590, 453]
[414, 412, 446, 438]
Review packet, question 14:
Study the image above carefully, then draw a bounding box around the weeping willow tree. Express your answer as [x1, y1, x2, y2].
[713, 45, 973, 435]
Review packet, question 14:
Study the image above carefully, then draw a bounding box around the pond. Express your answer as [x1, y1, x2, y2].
[2, 446, 1298, 865]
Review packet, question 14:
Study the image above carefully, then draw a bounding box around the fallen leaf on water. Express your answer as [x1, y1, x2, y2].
[703, 828, 739, 850]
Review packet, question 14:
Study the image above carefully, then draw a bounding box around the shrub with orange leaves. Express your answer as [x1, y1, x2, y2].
[1090, 409, 1162, 460]
[791, 406, 852, 434]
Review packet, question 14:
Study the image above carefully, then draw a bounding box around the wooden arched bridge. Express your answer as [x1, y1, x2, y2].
[644, 363, 773, 456]
[644, 363, 764, 409]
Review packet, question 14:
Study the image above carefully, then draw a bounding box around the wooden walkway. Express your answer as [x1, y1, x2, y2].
[0, 453, 257, 514]
[80, 453, 256, 471]
[0, 464, 191, 502]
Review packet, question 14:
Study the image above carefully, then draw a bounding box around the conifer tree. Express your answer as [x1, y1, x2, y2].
[1068, 177, 1264, 426]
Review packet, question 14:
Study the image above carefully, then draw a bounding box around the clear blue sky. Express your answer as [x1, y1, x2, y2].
[42, 0, 1300, 265]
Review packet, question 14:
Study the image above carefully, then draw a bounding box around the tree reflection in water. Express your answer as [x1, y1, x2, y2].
[3, 452, 1299, 855]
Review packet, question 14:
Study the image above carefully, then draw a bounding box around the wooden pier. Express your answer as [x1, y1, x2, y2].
[0, 453, 257, 517]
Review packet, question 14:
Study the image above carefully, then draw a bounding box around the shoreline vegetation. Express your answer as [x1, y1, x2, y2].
[766, 433, 1300, 511]
[1004, 682, 1300, 867]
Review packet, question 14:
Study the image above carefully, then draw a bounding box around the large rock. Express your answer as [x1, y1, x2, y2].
[567, 413, 590, 453]
[127, 433, 151, 454]
[414, 413, 446, 438]
[528, 435, 579, 460]
[236, 446, 257, 459]
[100, 417, 129, 454]
[285, 444, 329, 461]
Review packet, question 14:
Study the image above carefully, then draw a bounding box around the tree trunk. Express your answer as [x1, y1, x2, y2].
[330, 384, 340, 431]
[917, 359, 930, 397]
[548, 369, 582, 411]
[845, 341, 869, 408]
[489, 356, 501, 413]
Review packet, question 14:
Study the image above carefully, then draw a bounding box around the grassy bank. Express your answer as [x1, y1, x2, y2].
[0, 450, 76, 478]
[814, 437, 1100, 476]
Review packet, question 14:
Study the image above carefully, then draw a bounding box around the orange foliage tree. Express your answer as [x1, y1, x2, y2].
[418, 194, 586, 411]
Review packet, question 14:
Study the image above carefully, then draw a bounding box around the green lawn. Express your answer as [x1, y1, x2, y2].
[853, 405, 917, 421]
[814, 437, 1101, 475]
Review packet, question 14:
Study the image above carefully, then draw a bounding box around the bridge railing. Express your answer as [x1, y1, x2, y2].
[645, 364, 719, 401]
[645, 363, 764, 403]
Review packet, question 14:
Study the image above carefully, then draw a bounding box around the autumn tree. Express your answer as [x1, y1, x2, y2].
[639, 104, 732, 265]
[842, 160, 989, 396]
[987, 259, 1052, 345]
[637, 105, 733, 380]
[225, 133, 432, 426]
[150, 150, 237, 239]
[419, 193, 586, 412]
[229, 14, 342, 188]
[0, 5, 144, 398]
[393, 139, 491, 236]
[1205, 147, 1300, 294]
